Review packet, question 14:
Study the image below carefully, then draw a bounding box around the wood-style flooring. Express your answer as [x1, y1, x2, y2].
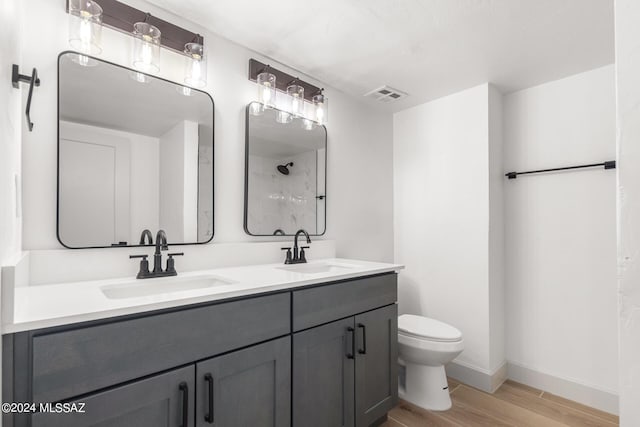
[382, 379, 619, 427]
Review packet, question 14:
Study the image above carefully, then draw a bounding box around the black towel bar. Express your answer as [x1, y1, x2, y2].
[505, 160, 616, 180]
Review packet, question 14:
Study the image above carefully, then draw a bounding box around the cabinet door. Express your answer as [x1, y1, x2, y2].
[293, 317, 355, 427]
[196, 336, 291, 427]
[31, 365, 195, 427]
[355, 305, 398, 427]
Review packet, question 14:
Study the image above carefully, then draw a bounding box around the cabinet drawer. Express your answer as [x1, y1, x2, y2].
[292, 274, 397, 331]
[32, 293, 290, 403]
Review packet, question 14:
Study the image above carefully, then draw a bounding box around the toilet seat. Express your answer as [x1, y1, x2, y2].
[398, 314, 462, 342]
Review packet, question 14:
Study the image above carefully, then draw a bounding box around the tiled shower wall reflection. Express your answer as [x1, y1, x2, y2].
[248, 150, 322, 235]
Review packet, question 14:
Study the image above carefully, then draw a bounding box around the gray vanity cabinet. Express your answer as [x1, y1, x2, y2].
[293, 317, 355, 427]
[195, 336, 291, 427]
[355, 304, 398, 427]
[291, 274, 398, 427]
[4, 273, 398, 427]
[31, 365, 195, 427]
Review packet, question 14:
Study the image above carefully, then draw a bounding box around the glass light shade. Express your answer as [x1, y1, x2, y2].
[132, 22, 161, 75]
[286, 84, 304, 117]
[276, 110, 293, 124]
[184, 42, 206, 88]
[68, 0, 103, 64]
[312, 92, 328, 125]
[257, 71, 276, 108]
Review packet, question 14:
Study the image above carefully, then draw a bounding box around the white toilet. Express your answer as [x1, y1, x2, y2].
[398, 314, 464, 411]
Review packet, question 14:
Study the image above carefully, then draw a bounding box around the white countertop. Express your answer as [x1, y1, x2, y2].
[4, 258, 403, 334]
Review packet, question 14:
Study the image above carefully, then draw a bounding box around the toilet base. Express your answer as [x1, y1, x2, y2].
[400, 363, 452, 411]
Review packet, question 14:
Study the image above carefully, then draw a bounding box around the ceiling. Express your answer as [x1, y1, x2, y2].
[59, 53, 213, 137]
[146, 0, 614, 112]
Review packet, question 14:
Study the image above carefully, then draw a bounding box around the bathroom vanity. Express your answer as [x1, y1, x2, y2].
[2, 260, 400, 427]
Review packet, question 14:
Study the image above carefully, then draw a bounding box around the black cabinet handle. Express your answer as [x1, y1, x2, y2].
[204, 373, 214, 424]
[346, 327, 355, 359]
[179, 382, 189, 427]
[357, 323, 367, 355]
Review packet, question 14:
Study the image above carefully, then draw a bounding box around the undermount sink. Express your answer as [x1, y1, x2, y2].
[101, 275, 235, 299]
[278, 262, 359, 274]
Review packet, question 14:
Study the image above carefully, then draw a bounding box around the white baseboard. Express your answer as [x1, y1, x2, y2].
[445, 360, 618, 416]
[446, 360, 507, 393]
[507, 362, 618, 415]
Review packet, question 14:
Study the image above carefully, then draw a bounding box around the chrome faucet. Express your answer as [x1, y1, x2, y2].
[282, 229, 312, 264]
[130, 230, 183, 279]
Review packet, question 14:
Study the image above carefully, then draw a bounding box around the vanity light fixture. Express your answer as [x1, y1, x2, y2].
[312, 89, 328, 125]
[286, 80, 304, 117]
[68, 0, 103, 66]
[248, 59, 326, 127]
[132, 17, 161, 76]
[184, 36, 206, 88]
[256, 66, 277, 110]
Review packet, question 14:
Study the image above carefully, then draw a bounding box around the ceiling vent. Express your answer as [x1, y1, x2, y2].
[364, 86, 408, 102]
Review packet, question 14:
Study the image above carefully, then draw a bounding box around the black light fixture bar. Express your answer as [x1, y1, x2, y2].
[248, 58, 321, 102]
[505, 160, 616, 180]
[65, 0, 203, 53]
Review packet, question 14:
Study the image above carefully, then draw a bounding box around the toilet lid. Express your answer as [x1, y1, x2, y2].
[398, 314, 462, 342]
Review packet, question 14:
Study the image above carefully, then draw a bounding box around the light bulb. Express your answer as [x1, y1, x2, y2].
[142, 43, 152, 65]
[286, 84, 304, 117]
[132, 22, 160, 75]
[312, 91, 328, 125]
[316, 103, 324, 122]
[79, 18, 91, 50]
[257, 71, 276, 108]
[262, 82, 272, 103]
[68, 0, 102, 65]
[184, 41, 206, 88]
[191, 61, 201, 81]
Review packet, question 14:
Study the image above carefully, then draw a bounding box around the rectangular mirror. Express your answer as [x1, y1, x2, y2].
[244, 102, 327, 236]
[57, 52, 214, 248]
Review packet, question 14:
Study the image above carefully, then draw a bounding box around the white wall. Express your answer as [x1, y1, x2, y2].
[394, 84, 504, 377]
[503, 66, 618, 404]
[0, 0, 23, 415]
[18, 0, 394, 262]
[488, 86, 505, 373]
[159, 120, 199, 242]
[615, 0, 640, 424]
[0, 0, 22, 269]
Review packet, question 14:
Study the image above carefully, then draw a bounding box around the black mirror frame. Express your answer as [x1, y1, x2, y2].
[243, 102, 328, 237]
[56, 50, 215, 249]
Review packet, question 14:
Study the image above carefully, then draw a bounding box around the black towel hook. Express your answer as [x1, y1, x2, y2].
[12, 64, 40, 132]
